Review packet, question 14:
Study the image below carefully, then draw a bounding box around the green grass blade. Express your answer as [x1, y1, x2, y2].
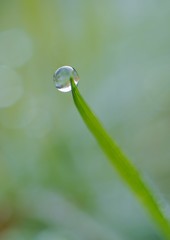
[70, 78, 170, 238]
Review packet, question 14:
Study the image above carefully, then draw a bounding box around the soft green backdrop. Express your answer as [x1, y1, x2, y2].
[0, 1, 170, 239]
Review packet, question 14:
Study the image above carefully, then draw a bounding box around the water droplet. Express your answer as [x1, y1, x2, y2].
[53, 66, 79, 92]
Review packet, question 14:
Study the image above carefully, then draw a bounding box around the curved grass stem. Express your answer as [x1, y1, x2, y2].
[70, 77, 170, 238]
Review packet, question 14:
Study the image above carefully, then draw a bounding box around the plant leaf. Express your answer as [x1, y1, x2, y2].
[70, 78, 170, 238]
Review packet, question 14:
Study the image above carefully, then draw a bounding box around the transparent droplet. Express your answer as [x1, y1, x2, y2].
[53, 66, 79, 92]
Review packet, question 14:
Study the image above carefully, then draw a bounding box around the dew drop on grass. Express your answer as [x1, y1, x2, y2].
[53, 66, 79, 92]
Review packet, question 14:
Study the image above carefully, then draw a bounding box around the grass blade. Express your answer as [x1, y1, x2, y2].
[70, 78, 170, 238]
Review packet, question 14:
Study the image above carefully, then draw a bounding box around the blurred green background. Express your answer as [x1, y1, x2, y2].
[0, 1, 170, 239]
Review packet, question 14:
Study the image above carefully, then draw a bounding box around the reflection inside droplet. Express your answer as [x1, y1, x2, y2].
[53, 66, 79, 92]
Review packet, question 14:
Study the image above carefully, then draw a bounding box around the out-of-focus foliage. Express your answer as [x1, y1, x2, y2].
[0, 1, 170, 239]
